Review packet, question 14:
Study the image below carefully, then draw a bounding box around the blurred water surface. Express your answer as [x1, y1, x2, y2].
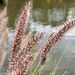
[0, 0, 75, 75]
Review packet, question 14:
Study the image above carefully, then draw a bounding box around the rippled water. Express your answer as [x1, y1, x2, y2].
[0, 0, 75, 75]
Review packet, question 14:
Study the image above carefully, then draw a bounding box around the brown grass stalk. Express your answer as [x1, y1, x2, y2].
[40, 19, 75, 65]
[0, 28, 8, 68]
[7, 1, 31, 74]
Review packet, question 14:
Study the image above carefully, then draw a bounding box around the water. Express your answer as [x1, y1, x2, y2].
[0, 0, 75, 75]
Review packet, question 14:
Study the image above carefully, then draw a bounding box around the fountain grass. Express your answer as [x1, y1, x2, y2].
[0, 0, 75, 75]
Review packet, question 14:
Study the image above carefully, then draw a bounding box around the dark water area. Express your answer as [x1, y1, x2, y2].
[0, 0, 3, 5]
[7, 0, 75, 27]
[0, 0, 75, 27]
[0, 0, 75, 75]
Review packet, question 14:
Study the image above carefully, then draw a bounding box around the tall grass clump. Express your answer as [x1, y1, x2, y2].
[0, 7, 8, 69]
[0, 1, 75, 75]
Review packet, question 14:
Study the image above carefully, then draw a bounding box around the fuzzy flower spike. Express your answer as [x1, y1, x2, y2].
[7, 1, 31, 75]
[0, 7, 8, 68]
[41, 19, 75, 65]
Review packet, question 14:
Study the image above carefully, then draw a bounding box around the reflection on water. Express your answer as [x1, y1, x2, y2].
[33, 7, 75, 26]
[32, 0, 75, 26]
[0, 0, 75, 75]
[5, 0, 75, 27]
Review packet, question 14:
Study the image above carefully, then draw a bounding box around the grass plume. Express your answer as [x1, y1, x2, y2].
[0, 8, 8, 69]
[41, 19, 75, 65]
[0, 1, 75, 75]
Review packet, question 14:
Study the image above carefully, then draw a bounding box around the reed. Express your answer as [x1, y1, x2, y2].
[0, 8, 8, 69]
[62, 70, 69, 75]
[0, 28, 8, 68]
[0, 1, 75, 75]
[40, 19, 75, 65]
[7, 1, 31, 75]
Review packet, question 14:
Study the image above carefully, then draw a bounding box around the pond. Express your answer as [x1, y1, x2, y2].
[0, 0, 75, 75]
